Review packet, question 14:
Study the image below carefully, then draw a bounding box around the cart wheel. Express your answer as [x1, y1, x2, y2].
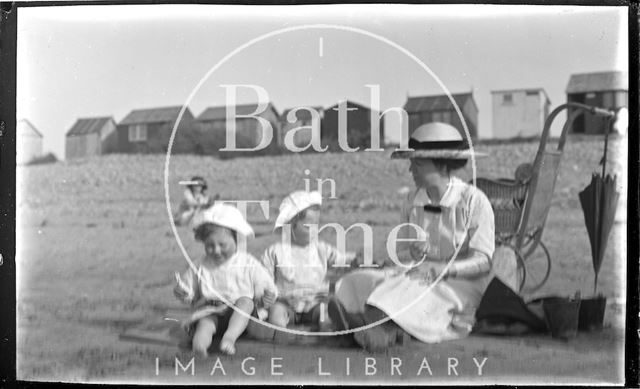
[521, 241, 552, 294]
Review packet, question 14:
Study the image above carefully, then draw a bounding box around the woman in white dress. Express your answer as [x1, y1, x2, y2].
[329, 122, 496, 352]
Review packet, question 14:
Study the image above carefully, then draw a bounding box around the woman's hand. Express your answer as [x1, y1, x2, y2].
[409, 241, 430, 261]
[406, 261, 450, 284]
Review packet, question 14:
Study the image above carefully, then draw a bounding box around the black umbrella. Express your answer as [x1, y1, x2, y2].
[578, 116, 620, 295]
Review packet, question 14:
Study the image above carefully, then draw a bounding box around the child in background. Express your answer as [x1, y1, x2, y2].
[174, 176, 215, 226]
[261, 190, 355, 331]
[174, 204, 277, 356]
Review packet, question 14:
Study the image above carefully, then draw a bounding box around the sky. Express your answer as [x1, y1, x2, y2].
[17, 4, 628, 159]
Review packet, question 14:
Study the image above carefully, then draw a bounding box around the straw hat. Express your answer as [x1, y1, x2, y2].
[275, 190, 322, 229]
[191, 203, 254, 237]
[390, 122, 486, 160]
[179, 176, 208, 190]
[189, 176, 208, 190]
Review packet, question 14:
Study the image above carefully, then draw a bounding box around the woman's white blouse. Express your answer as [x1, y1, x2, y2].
[395, 176, 495, 276]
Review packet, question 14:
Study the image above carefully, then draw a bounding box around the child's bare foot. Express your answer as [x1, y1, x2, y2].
[219, 336, 236, 355]
[193, 346, 208, 358]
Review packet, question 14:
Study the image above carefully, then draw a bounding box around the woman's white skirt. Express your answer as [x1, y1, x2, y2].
[335, 269, 490, 343]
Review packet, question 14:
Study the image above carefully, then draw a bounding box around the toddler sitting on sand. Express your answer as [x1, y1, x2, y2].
[261, 190, 355, 331]
[174, 204, 277, 356]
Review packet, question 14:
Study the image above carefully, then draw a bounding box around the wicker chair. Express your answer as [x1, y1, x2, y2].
[475, 103, 615, 293]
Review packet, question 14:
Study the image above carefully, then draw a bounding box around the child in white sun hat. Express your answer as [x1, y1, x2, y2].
[260, 190, 355, 331]
[174, 203, 277, 356]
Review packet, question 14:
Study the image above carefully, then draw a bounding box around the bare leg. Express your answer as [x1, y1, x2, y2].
[219, 297, 254, 355]
[267, 302, 290, 328]
[192, 316, 217, 357]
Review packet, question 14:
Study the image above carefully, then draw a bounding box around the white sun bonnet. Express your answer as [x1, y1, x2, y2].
[275, 190, 322, 229]
[190, 203, 254, 237]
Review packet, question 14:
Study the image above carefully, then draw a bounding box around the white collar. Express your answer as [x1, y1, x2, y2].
[412, 176, 466, 209]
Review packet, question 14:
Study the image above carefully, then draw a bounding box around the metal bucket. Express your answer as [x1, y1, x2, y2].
[578, 296, 607, 331]
[541, 297, 581, 340]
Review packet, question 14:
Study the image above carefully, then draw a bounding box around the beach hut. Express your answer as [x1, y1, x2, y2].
[280, 106, 324, 151]
[491, 88, 551, 139]
[322, 100, 384, 152]
[566, 71, 628, 134]
[196, 102, 282, 154]
[17, 119, 43, 164]
[65, 117, 117, 159]
[403, 92, 478, 139]
[116, 106, 195, 153]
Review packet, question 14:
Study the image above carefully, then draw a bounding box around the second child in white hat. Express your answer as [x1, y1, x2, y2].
[173, 176, 213, 226]
[174, 204, 278, 356]
[261, 190, 355, 331]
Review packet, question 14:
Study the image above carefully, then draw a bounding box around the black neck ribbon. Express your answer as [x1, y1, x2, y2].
[409, 138, 469, 150]
[423, 204, 443, 213]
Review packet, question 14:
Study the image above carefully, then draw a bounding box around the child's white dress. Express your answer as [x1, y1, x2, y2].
[176, 251, 277, 326]
[261, 241, 351, 314]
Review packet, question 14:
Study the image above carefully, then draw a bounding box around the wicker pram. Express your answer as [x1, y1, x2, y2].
[474, 103, 615, 294]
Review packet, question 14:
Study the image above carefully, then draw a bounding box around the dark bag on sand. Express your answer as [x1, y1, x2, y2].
[473, 277, 547, 335]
